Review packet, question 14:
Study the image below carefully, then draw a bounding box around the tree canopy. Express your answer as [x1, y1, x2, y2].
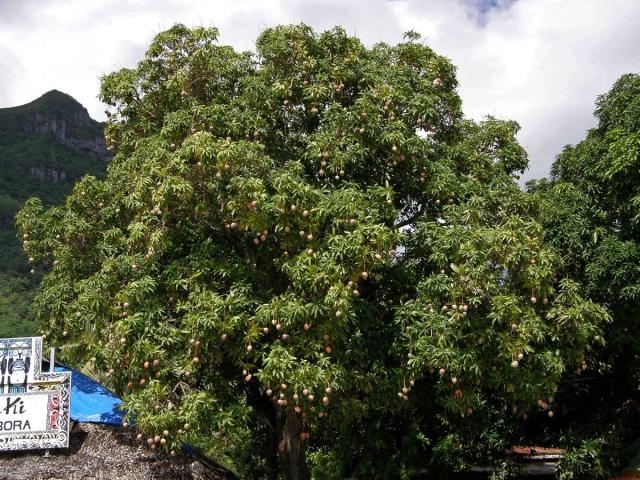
[17, 24, 610, 478]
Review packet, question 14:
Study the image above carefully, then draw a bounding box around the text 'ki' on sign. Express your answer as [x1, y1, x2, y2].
[0, 337, 71, 450]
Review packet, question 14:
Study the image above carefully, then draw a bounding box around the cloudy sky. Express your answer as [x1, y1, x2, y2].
[1, 0, 638, 180]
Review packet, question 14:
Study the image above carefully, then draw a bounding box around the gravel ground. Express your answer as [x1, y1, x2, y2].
[0, 423, 215, 480]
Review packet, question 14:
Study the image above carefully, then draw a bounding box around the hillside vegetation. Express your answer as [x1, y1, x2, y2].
[0, 90, 108, 336]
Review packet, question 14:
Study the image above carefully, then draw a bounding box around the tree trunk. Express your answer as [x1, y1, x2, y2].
[276, 406, 310, 480]
[243, 379, 280, 478]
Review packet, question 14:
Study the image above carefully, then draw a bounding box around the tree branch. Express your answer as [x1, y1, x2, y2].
[394, 208, 424, 229]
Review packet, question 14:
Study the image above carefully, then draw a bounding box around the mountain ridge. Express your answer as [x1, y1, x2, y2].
[0, 89, 109, 161]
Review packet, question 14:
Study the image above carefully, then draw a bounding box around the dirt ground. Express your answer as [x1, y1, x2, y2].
[0, 423, 215, 480]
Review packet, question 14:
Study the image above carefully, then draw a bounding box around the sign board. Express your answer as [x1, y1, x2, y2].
[0, 337, 70, 450]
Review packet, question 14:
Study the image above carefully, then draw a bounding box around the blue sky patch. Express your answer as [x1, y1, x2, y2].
[464, 0, 517, 25]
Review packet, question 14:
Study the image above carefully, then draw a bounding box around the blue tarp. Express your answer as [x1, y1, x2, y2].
[53, 365, 125, 425]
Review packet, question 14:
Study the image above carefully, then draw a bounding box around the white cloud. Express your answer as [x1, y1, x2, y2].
[393, 0, 640, 179]
[1, 0, 638, 180]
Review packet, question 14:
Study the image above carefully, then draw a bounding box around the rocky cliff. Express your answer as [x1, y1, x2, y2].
[24, 110, 109, 157]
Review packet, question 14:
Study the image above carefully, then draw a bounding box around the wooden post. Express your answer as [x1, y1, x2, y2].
[44, 347, 55, 458]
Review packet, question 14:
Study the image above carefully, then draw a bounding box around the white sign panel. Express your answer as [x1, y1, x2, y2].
[0, 337, 70, 450]
[0, 393, 49, 431]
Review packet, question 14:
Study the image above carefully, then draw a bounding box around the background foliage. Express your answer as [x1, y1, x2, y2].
[528, 73, 640, 479]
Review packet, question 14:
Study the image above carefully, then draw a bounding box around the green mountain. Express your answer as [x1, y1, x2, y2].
[0, 90, 108, 336]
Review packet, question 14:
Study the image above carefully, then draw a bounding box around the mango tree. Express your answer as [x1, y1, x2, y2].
[17, 24, 608, 478]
